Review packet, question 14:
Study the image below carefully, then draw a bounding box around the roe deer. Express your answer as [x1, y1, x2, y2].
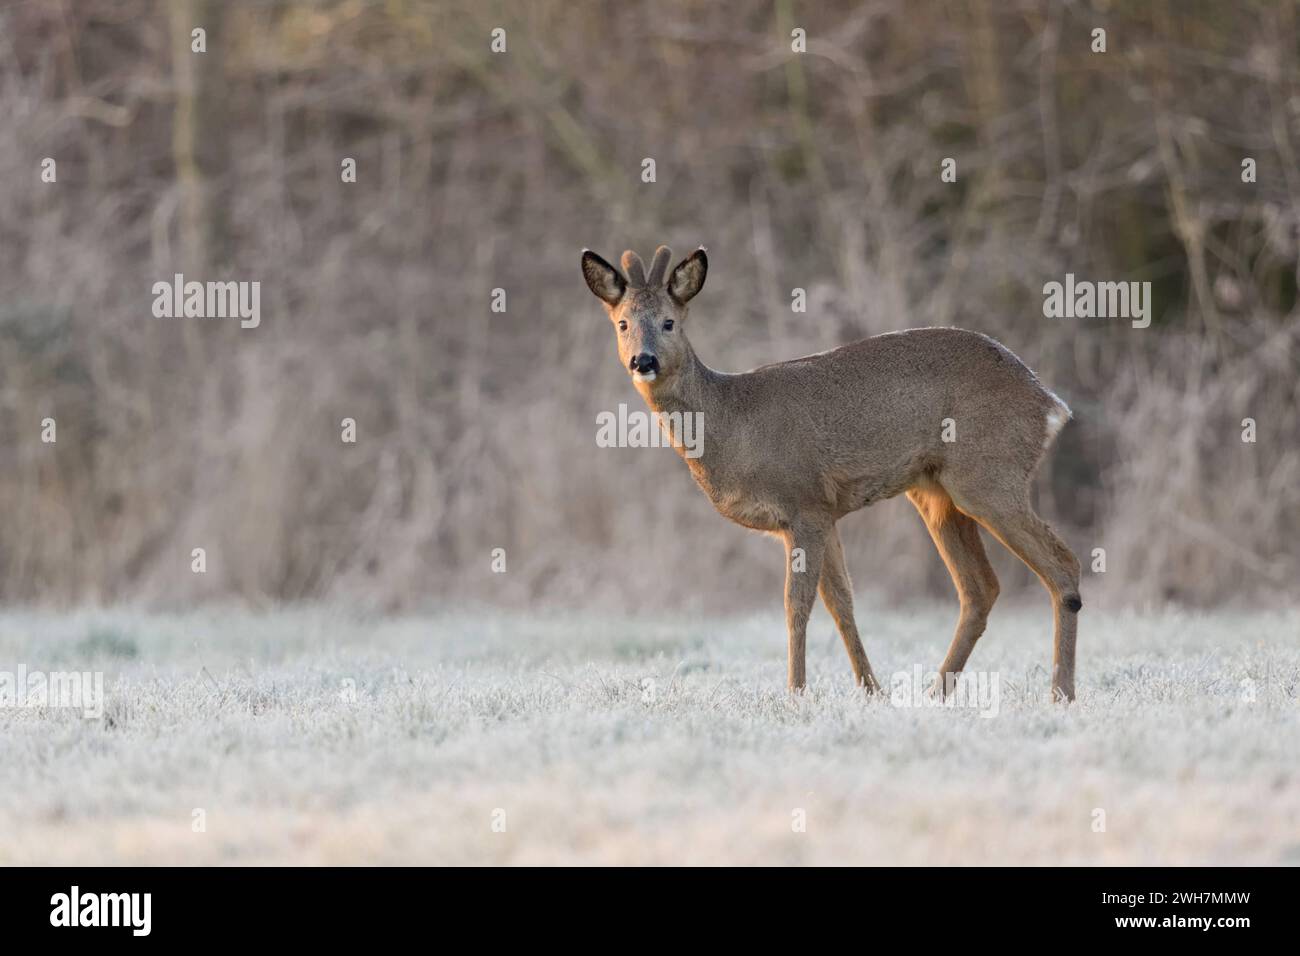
[582, 246, 1083, 701]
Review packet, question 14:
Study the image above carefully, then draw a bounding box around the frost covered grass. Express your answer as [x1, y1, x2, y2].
[0, 603, 1296, 865]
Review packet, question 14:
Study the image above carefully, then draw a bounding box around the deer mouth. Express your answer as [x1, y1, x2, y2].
[631, 370, 658, 383]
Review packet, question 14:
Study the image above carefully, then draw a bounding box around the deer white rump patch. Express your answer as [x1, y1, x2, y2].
[1042, 401, 1071, 450]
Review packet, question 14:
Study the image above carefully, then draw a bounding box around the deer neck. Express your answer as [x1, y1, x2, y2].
[634, 339, 731, 477]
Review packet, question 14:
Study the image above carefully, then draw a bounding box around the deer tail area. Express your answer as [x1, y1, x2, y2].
[1040, 391, 1072, 454]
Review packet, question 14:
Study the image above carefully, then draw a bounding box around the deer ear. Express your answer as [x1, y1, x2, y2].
[668, 248, 707, 304]
[582, 250, 626, 306]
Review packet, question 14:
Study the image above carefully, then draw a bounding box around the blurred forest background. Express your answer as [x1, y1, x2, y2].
[0, 0, 1296, 613]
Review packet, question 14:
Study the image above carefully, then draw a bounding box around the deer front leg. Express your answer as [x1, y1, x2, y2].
[782, 523, 828, 691]
[818, 525, 881, 692]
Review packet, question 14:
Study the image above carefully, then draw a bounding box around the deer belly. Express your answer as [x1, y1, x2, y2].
[830, 475, 903, 514]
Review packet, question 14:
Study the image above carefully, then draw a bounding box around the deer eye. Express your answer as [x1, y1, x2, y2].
[617, 320, 628, 332]
[663, 319, 674, 331]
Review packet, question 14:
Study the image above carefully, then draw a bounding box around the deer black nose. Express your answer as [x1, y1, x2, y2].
[631, 353, 659, 374]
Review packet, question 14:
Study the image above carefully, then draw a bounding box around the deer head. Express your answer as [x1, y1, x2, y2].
[581, 245, 707, 386]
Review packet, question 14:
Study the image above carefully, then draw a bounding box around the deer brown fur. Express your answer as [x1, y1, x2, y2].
[582, 246, 1083, 701]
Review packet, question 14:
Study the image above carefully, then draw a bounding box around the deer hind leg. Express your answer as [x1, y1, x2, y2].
[944, 481, 1082, 702]
[907, 485, 1000, 697]
[818, 525, 881, 692]
[782, 522, 828, 692]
